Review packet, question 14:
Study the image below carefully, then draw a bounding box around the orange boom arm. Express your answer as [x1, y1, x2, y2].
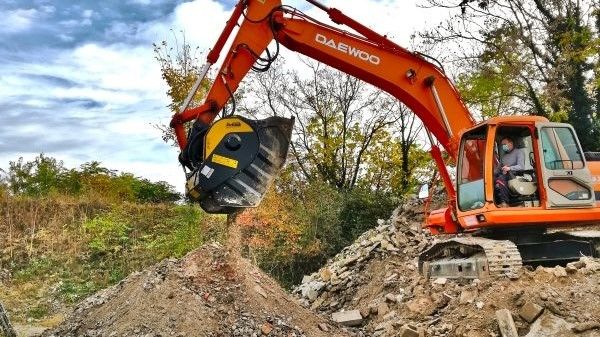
[170, 0, 476, 199]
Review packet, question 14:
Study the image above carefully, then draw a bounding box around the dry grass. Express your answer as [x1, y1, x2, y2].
[0, 195, 226, 325]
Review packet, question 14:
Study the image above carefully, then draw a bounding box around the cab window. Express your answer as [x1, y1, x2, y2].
[541, 127, 584, 170]
[458, 128, 486, 211]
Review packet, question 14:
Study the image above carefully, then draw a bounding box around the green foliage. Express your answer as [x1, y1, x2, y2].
[84, 214, 132, 257]
[147, 205, 205, 258]
[2, 197, 224, 322]
[241, 178, 399, 288]
[153, 33, 211, 145]
[13, 257, 56, 282]
[423, 0, 600, 150]
[1, 154, 181, 203]
[26, 303, 50, 319]
[337, 187, 399, 243]
[57, 279, 99, 304]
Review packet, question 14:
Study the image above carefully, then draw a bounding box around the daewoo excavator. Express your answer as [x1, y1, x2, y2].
[169, 0, 600, 278]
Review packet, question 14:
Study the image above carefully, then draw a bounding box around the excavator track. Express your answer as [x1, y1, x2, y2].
[419, 237, 523, 279]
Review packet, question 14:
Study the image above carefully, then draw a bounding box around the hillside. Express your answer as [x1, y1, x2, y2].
[0, 196, 225, 335]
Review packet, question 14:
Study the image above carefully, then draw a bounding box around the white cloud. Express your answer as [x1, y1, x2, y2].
[0, 8, 38, 33]
[82, 9, 94, 18]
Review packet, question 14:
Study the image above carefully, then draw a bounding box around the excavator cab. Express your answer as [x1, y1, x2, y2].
[452, 117, 599, 234]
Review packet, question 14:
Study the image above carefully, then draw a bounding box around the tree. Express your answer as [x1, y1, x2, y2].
[2, 154, 181, 203]
[244, 59, 429, 191]
[421, 0, 600, 150]
[153, 32, 211, 146]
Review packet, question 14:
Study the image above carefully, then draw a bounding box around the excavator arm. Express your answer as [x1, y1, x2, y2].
[171, 0, 476, 212]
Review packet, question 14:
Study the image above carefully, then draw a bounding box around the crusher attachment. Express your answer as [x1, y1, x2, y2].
[180, 115, 294, 213]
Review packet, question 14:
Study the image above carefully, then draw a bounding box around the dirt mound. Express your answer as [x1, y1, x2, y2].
[43, 226, 350, 337]
[294, 204, 600, 337]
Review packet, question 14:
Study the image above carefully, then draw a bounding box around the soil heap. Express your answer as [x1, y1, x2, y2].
[42, 226, 350, 337]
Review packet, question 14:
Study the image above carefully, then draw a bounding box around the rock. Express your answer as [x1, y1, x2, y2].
[572, 322, 600, 333]
[260, 322, 273, 335]
[398, 324, 419, 337]
[475, 301, 484, 310]
[300, 281, 325, 301]
[385, 293, 397, 303]
[524, 313, 573, 337]
[459, 289, 478, 304]
[331, 310, 363, 327]
[553, 266, 567, 278]
[320, 268, 333, 282]
[495, 309, 518, 337]
[377, 302, 390, 316]
[301, 275, 313, 284]
[406, 297, 435, 316]
[581, 257, 600, 272]
[317, 323, 329, 332]
[253, 285, 268, 299]
[433, 277, 447, 285]
[359, 307, 370, 318]
[382, 310, 396, 320]
[566, 260, 585, 270]
[519, 302, 544, 323]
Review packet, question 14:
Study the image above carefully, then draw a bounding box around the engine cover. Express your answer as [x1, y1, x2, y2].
[185, 115, 294, 213]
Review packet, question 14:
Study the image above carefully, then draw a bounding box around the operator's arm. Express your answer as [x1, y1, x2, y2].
[509, 150, 525, 172]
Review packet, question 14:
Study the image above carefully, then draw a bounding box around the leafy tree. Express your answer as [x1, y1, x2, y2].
[1, 154, 181, 203]
[421, 0, 600, 150]
[153, 32, 212, 145]
[245, 59, 430, 191]
[6, 154, 64, 197]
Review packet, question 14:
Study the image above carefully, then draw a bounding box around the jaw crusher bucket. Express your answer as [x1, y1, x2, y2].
[183, 115, 294, 214]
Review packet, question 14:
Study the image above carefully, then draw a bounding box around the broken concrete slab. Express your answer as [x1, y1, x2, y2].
[496, 309, 518, 337]
[524, 312, 573, 337]
[519, 302, 544, 323]
[331, 310, 363, 327]
[398, 324, 419, 337]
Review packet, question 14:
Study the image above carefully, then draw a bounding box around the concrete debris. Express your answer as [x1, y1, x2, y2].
[292, 196, 600, 337]
[331, 310, 363, 327]
[495, 309, 518, 337]
[398, 324, 420, 337]
[293, 204, 433, 313]
[459, 289, 478, 304]
[572, 321, 600, 333]
[519, 302, 544, 323]
[433, 277, 448, 285]
[524, 313, 573, 337]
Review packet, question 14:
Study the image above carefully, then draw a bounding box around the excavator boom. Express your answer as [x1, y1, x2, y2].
[171, 0, 475, 211]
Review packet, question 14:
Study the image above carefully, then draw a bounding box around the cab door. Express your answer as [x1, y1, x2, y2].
[536, 122, 595, 208]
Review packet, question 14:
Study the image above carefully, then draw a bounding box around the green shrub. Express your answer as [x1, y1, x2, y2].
[338, 188, 399, 243]
[84, 214, 132, 258]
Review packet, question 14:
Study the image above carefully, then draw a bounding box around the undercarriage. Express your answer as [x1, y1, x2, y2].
[419, 228, 600, 279]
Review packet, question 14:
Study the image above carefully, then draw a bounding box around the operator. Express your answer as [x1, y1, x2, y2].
[494, 137, 525, 207]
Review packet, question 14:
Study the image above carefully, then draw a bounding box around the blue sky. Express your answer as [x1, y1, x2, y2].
[0, 0, 449, 191]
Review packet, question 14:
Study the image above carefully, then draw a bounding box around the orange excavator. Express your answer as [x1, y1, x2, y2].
[169, 0, 600, 278]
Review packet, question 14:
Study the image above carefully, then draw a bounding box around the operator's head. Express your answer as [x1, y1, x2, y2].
[500, 137, 514, 153]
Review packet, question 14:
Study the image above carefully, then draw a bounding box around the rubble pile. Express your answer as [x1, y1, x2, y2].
[295, 203, 600, 337]
[294, 208, 432, 315]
